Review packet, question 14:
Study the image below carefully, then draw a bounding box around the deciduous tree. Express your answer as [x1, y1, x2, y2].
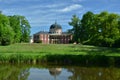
[0, 13, 14, 45]
[69, 15, 81, 43]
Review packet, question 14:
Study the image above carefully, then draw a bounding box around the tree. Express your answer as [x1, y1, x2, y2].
[113, 16, 120, 47]
[0, 12, 31, 45]
[81, 11, 96, 44]
[96, 12, 120, 47]
[69, 11, 120, 47]
[69, 15, 81, 43]
[9, 15, 22, 43]
[0, 13, 14, 45]
[19, 16, 31, 42]
[9, 15, 31, 43]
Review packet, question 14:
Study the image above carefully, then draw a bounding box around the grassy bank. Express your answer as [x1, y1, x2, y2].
[0, 43, 120, 66]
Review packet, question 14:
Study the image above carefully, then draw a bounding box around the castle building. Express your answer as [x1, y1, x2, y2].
[33, 22, 72, 44]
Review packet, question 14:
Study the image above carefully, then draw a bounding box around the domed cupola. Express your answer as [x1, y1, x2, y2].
[49, 22, 62, 34]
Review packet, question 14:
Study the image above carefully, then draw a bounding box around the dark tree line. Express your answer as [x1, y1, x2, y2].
[69, 11, 120, 47]
[0, 13, 31, 45]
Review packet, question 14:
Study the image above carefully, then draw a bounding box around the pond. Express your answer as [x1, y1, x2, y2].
[0, 64, 120, 80]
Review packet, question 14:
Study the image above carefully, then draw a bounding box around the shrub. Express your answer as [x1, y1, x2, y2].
[36, 40, 42, 43]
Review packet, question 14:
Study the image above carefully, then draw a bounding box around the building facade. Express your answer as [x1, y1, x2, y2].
[33, 22, 72, 44]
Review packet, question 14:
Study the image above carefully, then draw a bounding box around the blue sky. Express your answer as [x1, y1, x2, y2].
[0, 0, 120, 35]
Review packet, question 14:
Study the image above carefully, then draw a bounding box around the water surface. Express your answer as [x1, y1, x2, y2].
[0, 64, 120, 80]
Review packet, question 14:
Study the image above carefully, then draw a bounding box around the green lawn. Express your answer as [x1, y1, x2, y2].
[0, 43, 120, 64]
[0, 43, 120, 56]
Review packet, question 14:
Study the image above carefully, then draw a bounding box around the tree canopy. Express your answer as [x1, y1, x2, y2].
[69, 15, 81, 43]
[69, 11, 120, 47]
[9, 15, 31, 43]
[0, 13, 31, 45]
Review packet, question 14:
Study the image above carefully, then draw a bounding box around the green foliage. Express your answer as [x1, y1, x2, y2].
[95, 12, 120, 47]
[81, 11, 95, 42]
[0, 12, 31, 46]
[0, 14, 14, 45]
[113, 38, 120, 48]
[69, 11, 120, 47]
[19, 16, 31, 42]
[9, 15, 31, 43]
[36, 40, 42, 43]
[69, 15, 81, 43]
[8, 15, 22, 43]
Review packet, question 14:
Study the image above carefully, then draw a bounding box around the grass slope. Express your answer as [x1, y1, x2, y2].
[0, 43, 120, 55]
[0, 43, 120, 65]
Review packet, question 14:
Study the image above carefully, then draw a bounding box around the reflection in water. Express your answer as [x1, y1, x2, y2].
[18, 69, 29, 80]
[0, 64, 30, 80]
[0, 64, 120, 80]
[68, 67, 120, 80]
[28, 67, 72, 80]
[49, 68, 62, 80]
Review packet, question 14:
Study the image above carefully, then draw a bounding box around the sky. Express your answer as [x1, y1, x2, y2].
[0, 0, 120, 35]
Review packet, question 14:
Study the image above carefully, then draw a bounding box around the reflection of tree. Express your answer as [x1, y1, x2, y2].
[1, 64, 120, 80]
[49, 68, 62, 80]
[18, 69, 30, 80]
[68, 67, 120, 80]
[0, 64, 30, 80]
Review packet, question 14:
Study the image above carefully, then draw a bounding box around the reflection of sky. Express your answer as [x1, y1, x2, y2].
[57, 69, 73, 80]
[27, 68, 73, 80]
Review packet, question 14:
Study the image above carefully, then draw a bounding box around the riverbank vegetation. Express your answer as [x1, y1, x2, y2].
[0, 43, 120, 66]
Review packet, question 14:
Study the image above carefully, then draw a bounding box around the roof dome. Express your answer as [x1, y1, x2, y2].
[50, 22, 62, 29]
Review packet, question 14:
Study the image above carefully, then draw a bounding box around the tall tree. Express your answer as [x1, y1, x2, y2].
[81, 11, 96, 43]
[9, 15, 31, 43]
[19, 16, 31, 42]
[113, 16, 120, 47]
[9, 15, 22, 43]
[96, 12, 120, 47]
[0, 13, 14, 45]
[69, 15, 81, 43]
[69, 11, 120, 47]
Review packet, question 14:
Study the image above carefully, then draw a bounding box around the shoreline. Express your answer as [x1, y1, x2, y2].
[0, 54, 120, 67]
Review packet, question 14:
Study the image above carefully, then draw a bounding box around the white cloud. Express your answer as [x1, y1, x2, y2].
[58, 4, 82, 12]
[45, 4, 65, 8]
[20, 4, 83, 29]
[1, 1, 84, 35]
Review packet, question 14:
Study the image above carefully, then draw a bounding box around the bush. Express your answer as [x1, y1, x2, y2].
[112, 38, 120, 48]
[36, 40, 42, 43]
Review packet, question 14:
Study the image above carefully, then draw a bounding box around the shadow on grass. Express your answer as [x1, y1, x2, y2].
[69, 45, 120, 55]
